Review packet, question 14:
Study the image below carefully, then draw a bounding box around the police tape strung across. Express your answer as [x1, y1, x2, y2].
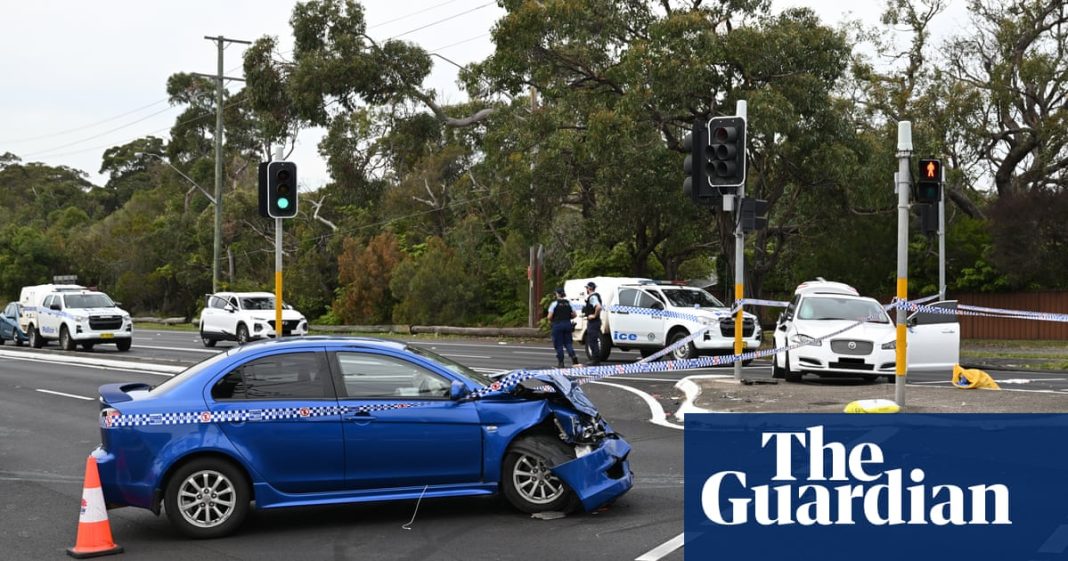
[895, 300, 1068, 323]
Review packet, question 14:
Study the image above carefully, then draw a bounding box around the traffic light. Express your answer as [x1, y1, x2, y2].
[682, 119, 716, 205]
[919, 203, 938, 235]
[740, 197, 769, 232]
[707, 116, 746, 190]
[266, 161, 298, 219]
[914, 158, 942, 204]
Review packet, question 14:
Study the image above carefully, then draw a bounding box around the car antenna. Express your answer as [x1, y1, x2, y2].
[402, 485, 429, 530]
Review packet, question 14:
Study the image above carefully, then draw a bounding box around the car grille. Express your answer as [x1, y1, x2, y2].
[830, 339, 873, 356]
[268, 320, 302, 333]
[719, 318, 755, 338]
[89, 316, 123, 330]
[829, 358, 874, 371]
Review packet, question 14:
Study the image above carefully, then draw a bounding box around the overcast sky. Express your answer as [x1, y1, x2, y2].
[0, 0, 971, 189]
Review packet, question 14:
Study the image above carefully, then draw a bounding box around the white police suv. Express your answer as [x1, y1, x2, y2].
[565, 277, 761, 363]
[772, 280, 959, 382]
[27, 289, 132, 351]
[199, 292, 308, 346]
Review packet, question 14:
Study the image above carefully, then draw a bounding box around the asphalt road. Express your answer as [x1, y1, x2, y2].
[2, 331, 1066, 560]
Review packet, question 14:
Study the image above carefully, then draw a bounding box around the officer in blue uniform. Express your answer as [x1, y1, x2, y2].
[548, 287, 580, 368]
[583, 281, 603, 366]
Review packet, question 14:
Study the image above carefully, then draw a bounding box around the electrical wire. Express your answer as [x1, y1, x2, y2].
[368, 0, 463, 30]
[0, 98, 171, 144]
[387, 2, 495, 40]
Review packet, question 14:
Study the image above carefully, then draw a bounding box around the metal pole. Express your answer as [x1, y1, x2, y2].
[938, 173, 946, 301]
[895, 122, 913, 408]
[212, 36, 224, 294]
[732, 101, 747, 383]
[274, 146, 284, 338]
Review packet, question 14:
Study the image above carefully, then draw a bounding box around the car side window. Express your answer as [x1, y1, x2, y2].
[211, 352, 333, 400]
[335, 352, 451, 399]
[618, 288, 638, 307]
[636, 290, 662, 309]
[43, 295, 53, 309]
[783, 295, 801, 322]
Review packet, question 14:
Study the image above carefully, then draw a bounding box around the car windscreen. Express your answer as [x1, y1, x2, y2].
[406, 344, 495, 387]
[660, 288, 724, 308]
[64, 294, 115, 308]
[239, 297, 292, 310]
[796, 297, 889, 323]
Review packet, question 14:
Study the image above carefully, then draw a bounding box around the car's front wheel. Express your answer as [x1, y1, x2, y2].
[164, 458, 249, 539]
[669, 330, 697, 361]
[200, 325, 217, 348]
[501, 435, 580, 514]
[236, 324, 249, 345]
[116, 338, 131, 352]
[784, 352, 802, 383]
[60, 326, 75, 351]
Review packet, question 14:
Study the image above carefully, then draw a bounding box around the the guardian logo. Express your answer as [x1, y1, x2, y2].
[702, 426, 1012, 526]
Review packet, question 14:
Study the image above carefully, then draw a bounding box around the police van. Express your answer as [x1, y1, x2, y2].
[19, 285, 133, 351]
[563, 277, 761, 364]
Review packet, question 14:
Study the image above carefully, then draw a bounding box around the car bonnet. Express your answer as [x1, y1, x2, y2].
[520, 372, 600, 417]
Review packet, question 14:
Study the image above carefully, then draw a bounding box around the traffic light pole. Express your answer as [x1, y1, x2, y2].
[732, 101, 747, 383]
[274, 146, 284, 338]
[894, 122, 913, 408]
[939, 176, 946, 301]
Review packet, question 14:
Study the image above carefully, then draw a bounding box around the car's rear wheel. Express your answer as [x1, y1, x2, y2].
[164, 458, 249, 539]
[199, 324, 217, 348]
[60, 326, 75, 351]
[501, 435, 580, 514]
[236, 324, 249, 345]
[29, 326, 43, 349]
[116, 338, 131, 352]
[583, 332, 611, 363]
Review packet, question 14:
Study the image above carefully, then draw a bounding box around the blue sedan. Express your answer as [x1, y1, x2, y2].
[1, 302, 27, 346]
[92, 337, 633, 538]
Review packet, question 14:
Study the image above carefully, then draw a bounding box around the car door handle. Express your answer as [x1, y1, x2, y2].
[941, 329, 956, 334]
[343, 411, 375, 423]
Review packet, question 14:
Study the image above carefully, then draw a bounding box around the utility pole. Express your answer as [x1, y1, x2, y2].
[894, 122, 913, 408]
[196, 35, 251, 293]
[938, 171, 947, 301]
[275, 145, 284, 335]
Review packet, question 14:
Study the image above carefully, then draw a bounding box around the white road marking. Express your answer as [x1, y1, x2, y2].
[136, 344, 220, 354]
[440, 353, 492, 359]
[0, 349, 182, 376]
[510, 350, 558, 356]
[589, 381, 683, 430]
[35, 389, 93, 401]
[635, 532, 684, 561]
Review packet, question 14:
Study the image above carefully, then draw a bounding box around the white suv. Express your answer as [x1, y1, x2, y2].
[772, 280, 959, 382]
[28, 290, 132, 351]
[199, 292, 308, 346]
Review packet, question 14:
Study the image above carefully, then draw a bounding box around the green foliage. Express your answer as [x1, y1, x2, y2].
[389, 237, 483, 325]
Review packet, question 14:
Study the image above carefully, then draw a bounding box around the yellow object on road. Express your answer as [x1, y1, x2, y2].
[952, 364, 1000, 390]
[844, 399, 901, 414]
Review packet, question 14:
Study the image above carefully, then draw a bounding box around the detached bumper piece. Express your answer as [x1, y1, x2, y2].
[551, 436, 633, 511]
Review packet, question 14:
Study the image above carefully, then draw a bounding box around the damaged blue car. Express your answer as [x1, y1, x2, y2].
[91, 337, 633, 538]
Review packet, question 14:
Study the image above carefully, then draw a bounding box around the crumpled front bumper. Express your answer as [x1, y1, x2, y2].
[550, 436, 633, 511]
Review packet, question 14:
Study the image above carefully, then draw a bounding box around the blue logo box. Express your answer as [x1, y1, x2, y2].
[684, 414, 1068, 561]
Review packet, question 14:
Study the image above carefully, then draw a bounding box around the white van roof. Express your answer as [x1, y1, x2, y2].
[794, 279, 859, 297]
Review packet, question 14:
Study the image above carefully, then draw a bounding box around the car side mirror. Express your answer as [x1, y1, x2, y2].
[450, 381, 468, 401]
[651, 301, 664, 310]
[50, 303, 61, 311]
[224, 304, 236, 313]
[113, 301, 122, 308]
[906, 316, 917, 327]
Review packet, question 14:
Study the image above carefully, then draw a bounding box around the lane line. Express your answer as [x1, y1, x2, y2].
[635, 532, 684, 561]
[589, 381, 683, 431]
[440, 353, 492, 359]
[35, 389, 93, 401]
[0, 349, 181, 376]
[135, 344, 220, 355]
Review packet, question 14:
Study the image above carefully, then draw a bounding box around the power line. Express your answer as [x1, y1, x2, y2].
[428, 32, 489, 53]
[24, 97, 249, 160]
[368, 0, 464, 30]
[0, 98, 172, 144]
[21, 105, 179, 158]
[387, 2, 495, 40]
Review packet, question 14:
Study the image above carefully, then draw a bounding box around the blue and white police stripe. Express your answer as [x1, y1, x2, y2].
[606, 305, 730, 324]
[102, 403, 426, 429]
[894, 300, 1068, 323]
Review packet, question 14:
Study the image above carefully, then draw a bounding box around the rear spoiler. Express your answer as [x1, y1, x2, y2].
[98, 382, 152, 405]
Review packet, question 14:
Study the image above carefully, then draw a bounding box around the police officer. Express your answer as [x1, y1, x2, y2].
[583, 281, 603, 366]
[548, 287, 580, 368]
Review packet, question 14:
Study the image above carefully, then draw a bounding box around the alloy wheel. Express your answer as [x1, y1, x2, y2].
[511, 454, 565, 505]
[176, 469, 237, 529]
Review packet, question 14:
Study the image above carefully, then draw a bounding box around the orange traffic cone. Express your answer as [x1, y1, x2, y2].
[67, 456, 123, 558]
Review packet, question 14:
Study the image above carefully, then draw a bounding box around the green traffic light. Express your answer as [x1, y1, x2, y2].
[278, 198, 290, 210]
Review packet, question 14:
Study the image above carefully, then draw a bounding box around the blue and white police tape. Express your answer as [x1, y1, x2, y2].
[894, 300, 1068, 323]
[606, 305, 731, 324]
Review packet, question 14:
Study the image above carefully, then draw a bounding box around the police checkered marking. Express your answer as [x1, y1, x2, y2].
[102, 404, 423, 429]
[607, 305, 730, 325]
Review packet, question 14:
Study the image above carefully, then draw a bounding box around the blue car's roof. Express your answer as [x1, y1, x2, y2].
[228, 335, 411, 354]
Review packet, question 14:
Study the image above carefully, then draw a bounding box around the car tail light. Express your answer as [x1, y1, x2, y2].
[100, 407, 121, 429]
